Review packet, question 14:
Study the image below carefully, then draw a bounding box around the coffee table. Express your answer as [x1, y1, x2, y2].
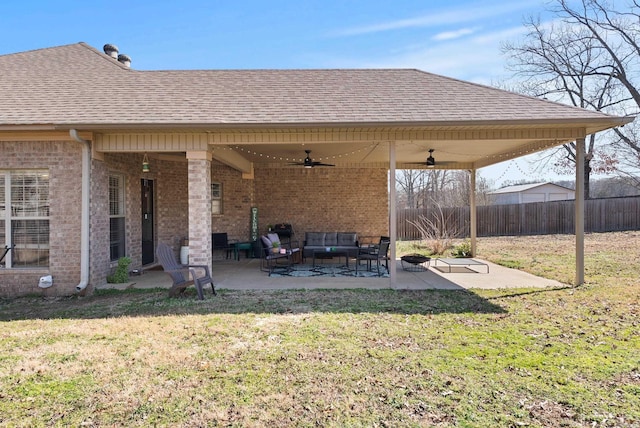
[312, 249, 349, 268]
[434, 258, 489, 273]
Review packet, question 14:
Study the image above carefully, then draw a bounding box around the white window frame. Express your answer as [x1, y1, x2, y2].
[109, 173, 126, 261]
[0, 170, 50, 268]
[211, 182, 223, 215]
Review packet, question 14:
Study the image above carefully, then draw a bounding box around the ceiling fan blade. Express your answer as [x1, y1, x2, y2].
[287, 150, 335, 167]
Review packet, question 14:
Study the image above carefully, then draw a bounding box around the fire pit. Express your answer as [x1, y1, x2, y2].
[400, 254, 431, 272]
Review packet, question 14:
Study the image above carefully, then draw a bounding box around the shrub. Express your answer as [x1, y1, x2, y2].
[451, 240, 472, 258]
[107, 257, 131, 283]
[408, 202, 462, 255]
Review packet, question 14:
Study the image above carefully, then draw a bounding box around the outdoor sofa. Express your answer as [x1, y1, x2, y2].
[302, 232, 359, 260]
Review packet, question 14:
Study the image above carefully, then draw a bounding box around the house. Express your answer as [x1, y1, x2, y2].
[490, 182, 576, 205]
[0, 42, 632, 297]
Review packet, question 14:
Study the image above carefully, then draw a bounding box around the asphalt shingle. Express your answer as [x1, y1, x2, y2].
[0, 42, 624, 128]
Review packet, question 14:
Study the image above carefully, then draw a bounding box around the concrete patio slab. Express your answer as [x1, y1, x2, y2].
[98, 258, 567, 292]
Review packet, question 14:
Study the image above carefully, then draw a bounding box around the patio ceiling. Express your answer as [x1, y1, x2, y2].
[93, 118, 627, 174]
[205, 120, 619, 172]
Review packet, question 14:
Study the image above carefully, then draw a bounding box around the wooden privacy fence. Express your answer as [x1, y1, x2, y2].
[397, 196, 640, 240]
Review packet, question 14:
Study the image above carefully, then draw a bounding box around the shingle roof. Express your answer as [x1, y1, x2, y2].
[0, 42, 630, 129]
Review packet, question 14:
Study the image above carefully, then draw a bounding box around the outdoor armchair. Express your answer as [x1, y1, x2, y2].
[156, 242, 215, 299]
[259, 234, 298, 275]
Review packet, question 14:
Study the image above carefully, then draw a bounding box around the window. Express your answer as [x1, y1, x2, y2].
[109, 174, 126, 261]
[0, 170, 50, 268]
[211, 182, 222, 215]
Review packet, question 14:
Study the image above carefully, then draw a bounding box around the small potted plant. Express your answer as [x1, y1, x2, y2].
[271, 241, 280, 253]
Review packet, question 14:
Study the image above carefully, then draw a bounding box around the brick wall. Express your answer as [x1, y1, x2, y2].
[254, 166, 389, 242]
[104, 154, 191, 260]
[211, 161, 254, 241]
[89, 158, 109, 290]
[0, 140, 83, 298]
[0, 143, 391, 298]
[88, 154, 191, 290]
[155, 158, 189, 251]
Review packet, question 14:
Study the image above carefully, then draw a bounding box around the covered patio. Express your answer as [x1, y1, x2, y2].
[101, 257, 565, 292]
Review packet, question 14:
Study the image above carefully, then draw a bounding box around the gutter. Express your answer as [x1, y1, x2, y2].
[69, 129, 91, 292]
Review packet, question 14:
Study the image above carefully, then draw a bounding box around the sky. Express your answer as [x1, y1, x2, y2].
[0, 0, 578, 187]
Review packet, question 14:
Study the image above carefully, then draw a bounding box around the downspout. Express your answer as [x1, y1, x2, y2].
[70, 129, 91, 292]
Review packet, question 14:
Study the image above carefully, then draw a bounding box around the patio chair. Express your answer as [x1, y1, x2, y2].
[212, 232, 235, 259]
[156, 242, 215, 300]
[358, 235, 390, 256]
[259, 235, 297, 275]
[355, 240, 390, 277]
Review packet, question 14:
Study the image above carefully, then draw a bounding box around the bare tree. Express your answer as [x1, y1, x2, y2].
[396, 170, 433, 209]
[396, 169, 495, 208]
[503, 10, 629, 197]
[555, 0, 640, 186]
[418, 170, 454, 207]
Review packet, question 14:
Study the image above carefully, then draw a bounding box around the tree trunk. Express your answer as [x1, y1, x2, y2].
[584, 159, 592, 200]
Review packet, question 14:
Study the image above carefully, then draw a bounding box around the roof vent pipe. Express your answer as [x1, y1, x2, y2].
[103, 43, 119, 59]
[117, 54, 131, 68]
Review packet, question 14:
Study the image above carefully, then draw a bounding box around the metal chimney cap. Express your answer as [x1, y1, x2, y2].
[103, 44, 119, 58]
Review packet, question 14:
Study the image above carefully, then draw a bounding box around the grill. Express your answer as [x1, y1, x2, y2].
[273, 223, 293, 238]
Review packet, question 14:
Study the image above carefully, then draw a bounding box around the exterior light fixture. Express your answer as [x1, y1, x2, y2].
[142, 153, 150, 173]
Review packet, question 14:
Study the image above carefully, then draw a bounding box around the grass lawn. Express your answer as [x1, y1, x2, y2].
[1, 232, 638, 427]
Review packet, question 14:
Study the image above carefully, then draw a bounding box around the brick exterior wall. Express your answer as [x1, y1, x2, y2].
[102, 154, 192, 265]
[89, 158, 109, 290]
[0, 140, 83, 298]
[254, 167, 389, 242]
[0, 142, 390, 298]
[211, 161, 255, 241]
[155, 158, 189, 251]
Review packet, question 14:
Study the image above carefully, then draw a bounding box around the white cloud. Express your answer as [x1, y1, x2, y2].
[432, 27, 479, 41]
[332, 25, 526, 84]
[331, 1, 539, 37]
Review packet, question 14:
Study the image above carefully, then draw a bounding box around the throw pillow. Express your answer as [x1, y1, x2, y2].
[261, 235, 272, 249]
[267, 233, 281, 246]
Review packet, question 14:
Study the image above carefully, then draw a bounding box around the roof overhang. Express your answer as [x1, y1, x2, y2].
[79, 113, 632, 173]
[0, 113, 633, 174]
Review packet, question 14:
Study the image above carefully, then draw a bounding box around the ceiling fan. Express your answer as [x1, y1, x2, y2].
[290, 150, 335, 168]
[406, 149, 455, 168]
[406, 149, 437, 168]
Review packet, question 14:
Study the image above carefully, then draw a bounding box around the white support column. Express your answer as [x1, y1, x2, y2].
[469, 169, 477, 257]
[389, 141, 397, 288]
[187, 151, 213, 275]
[575, 138, 585, 285]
